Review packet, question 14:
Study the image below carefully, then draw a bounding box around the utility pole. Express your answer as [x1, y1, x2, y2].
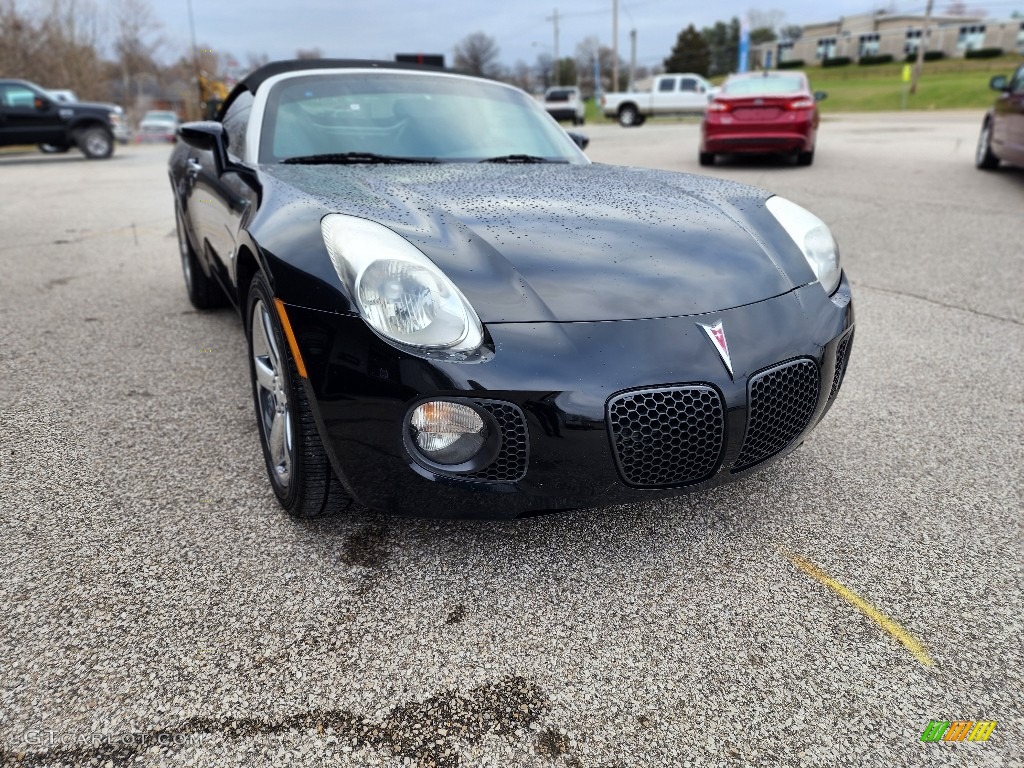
[186, 0, 203, 118]
[611, 0, 619, 93]
[910, 0, 933, 95]
[628, 28, 636, 91]
[546, 8, 560, 85]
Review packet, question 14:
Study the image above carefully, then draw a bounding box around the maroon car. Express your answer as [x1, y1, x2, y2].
[700, 71, 825, 167]
[976, 64, 1024, 170]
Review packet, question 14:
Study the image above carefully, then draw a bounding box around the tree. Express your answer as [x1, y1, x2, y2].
[453, 31, 501, 78]
[779, 24, 803, 42]
[664, 24, 709, 76]
[555, 56, 577, 86]
[575, 36, 626, 95]
[111, 0, 162, 112]
[701, 18, 741, 76]
[295, 47, 323, 59]
[750, 27, 777, 45]
[507, 59, 532, 91]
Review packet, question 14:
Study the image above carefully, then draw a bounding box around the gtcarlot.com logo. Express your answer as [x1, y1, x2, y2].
[920, 720, 997, 742]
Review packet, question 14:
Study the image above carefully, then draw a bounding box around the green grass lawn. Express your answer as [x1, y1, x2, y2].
[806, 55, 1023, 112]
[581, 55, 1022, 118]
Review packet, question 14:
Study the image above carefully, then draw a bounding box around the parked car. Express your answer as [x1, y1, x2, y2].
[137, 110, 179, 143]
[543, 86, 585, 125]
[601, 73, 717, 127]
[975, 64, 1024, 170]
[700, 71, 825, 167]
[0, 78, 118, 158]
[169, 59, 853, 519]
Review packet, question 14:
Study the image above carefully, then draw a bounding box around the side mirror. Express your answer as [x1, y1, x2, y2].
[989, 75, 1008, 92]
[179, 121, 230, 172]
[814, 91, 828, 102]
[566, 131, 589, 151]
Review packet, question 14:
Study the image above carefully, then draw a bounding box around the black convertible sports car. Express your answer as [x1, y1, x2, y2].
[169, 59, 854, 519]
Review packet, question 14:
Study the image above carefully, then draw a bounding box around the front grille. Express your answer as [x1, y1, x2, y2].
[607, 386, 725, 488]
[466, 401, 529, 482]
[732, 359, 820, 472]
[829, 331, 854, 401]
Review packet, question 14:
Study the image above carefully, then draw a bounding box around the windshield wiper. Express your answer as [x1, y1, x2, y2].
[479, 154, 565, 164]
[281, 152, 439, 165]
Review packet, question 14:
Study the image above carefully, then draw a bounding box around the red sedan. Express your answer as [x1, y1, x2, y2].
[700, 71, 826, 167]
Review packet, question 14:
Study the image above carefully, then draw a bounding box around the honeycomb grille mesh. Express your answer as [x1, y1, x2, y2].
[732, 359, 820, 472]
[466, 401, 529, 482]
[829, 331, 853, 401]
[607, 386, 725, 487]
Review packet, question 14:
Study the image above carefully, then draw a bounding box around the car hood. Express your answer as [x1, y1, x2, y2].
[259, 163, 816, 323]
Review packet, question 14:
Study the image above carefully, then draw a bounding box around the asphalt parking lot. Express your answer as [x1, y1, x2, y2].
[1, 113, 1021, 768]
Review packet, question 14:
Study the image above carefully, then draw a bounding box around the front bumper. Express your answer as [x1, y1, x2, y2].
[285, 275, 854, 518]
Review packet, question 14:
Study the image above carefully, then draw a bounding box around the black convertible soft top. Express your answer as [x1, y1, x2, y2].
[218, 58, 451, 119]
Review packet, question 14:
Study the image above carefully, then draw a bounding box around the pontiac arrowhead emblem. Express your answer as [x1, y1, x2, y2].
[699, 320, 733, 377]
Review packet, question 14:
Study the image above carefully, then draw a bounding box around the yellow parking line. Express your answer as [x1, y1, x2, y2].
[783, 551, 935, 667]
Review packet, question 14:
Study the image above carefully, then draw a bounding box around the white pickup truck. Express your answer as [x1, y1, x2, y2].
[601, 73, 717, 127]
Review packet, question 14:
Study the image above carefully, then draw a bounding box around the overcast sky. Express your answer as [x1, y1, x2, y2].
[154, 0, 1010, 74]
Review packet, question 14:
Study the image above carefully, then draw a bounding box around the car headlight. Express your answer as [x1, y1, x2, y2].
[321, 214, 484, 354]
[765, 196, 841, 294]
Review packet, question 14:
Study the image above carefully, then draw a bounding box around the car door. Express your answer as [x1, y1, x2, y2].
[678, 76, 708, 110]
[654, 76, 681, 111]
[999, 65, 1024, 164]
[184, 92, 257, 296]
[0, 83, 65, 145]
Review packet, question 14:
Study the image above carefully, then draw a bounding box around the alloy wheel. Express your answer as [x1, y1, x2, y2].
[251, 299, 294, 489]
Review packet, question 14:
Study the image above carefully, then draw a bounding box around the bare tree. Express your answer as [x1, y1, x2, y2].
[575, 36, 626, 95]
[295, 47, 323, 59]
[1, 0, 106, 98]
[246, 52, 270, 71]
[111, 0, 162, 115]
[453, 31, 501, 78]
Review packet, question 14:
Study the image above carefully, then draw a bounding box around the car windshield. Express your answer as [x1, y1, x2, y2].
[545, 90, 575, 102]
[262, 72, 585, 164]
[721, 75, 805, 96]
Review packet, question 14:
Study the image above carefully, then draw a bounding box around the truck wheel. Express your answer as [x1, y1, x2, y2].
[618, 105, 640, 127]
[76, 127, 114, 159]
[39, 144, 70, 154]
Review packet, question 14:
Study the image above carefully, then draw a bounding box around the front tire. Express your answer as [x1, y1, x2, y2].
[699, 152, 715, 166]
[797, 149, 815, 166]
[76, 126, 113, 159]
[975, 119, 999, 170]
[175, 206, 225, 310]
[247, 272, 353, 518]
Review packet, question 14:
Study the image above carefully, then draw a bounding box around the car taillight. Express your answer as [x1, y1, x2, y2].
[600, 95, 606, 107]
[788, 99, 815, 110]
[707, 101, 730, 112]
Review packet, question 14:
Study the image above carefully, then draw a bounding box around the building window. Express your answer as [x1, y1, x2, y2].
[777, 41, 794, 63]
[904, 29, 922, 55]
[858, 33, 880, 58]
[957, 24, 986, 52]
[816, 37, 837, 60]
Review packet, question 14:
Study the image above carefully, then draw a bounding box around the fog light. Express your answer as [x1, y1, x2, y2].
[409, 401, 488, 465]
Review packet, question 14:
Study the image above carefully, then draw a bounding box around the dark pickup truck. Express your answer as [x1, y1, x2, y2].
[0, 78, 121, 159]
